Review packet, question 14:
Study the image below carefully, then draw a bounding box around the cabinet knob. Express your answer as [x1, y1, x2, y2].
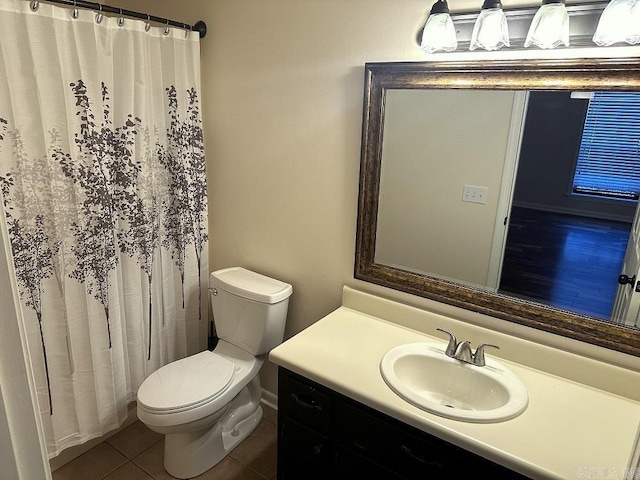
[352, 440, 366, 451]
[291, 393, 322, 411]
[401, 444, 440, 468]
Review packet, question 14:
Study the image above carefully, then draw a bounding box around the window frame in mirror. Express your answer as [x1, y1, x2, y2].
[354, 58, 640, 358]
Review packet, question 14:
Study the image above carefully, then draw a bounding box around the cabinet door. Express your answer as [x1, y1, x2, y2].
[278, 417, 332, 480]
[335, 446, 409, 480]
[335, 398, 446, 479]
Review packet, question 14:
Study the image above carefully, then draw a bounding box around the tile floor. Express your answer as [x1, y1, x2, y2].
[51, 405, 278, 480]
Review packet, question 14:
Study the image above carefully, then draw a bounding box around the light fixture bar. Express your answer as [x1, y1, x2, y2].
[417, 1, 608, 50]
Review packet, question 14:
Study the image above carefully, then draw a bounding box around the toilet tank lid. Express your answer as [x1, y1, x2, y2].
[210, 267, 293, 304]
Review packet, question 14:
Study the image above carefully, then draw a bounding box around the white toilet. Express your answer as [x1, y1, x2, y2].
[136, 267, 293, 479]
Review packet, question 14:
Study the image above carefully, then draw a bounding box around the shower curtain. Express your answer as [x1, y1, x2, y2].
[0, 0, 208, 457]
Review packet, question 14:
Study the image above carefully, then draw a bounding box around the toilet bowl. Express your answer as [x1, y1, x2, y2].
[136, 267, 292, 479]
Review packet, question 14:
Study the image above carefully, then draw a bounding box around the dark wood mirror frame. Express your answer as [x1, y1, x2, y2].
[355, 57, 640, 358]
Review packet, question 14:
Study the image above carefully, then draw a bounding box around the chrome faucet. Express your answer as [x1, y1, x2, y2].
[436, 328, 500, 367]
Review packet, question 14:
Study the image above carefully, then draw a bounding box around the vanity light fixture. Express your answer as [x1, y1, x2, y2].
[418, 1, 636, 53]
[420, 0, 458, 53]
[524, 0, 570, 49]
[469, 0, 510, 51]
[593, 0, 640, 46]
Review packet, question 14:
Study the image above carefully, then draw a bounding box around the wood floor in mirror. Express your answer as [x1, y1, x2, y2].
[500, 206, 630, 320]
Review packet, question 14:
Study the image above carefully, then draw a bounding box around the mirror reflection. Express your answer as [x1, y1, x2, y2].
[375, 88, 640, 326]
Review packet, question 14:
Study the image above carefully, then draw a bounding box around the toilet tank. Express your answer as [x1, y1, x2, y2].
[209, 267, 293, 355]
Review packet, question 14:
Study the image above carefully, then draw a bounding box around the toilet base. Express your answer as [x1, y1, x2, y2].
[163, 376, 264, 479]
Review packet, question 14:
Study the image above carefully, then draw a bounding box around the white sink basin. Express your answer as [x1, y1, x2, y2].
[380, 342, 528, 423]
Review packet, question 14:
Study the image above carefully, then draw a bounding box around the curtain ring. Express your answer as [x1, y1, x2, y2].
[30, 0, 39, 12]
[117, 9, 125, 27]
[95, 4, 103, 24]
[145, 14, 152, 32]
[71, 0, 79, 19]
[163, 20, 170, 36]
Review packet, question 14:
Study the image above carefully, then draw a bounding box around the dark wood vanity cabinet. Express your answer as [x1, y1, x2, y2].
[277, 368, 529, 480]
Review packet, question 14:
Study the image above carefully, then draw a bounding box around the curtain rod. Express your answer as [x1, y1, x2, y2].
[31, 0, 207, 38]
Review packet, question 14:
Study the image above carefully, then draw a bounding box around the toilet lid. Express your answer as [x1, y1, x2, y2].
[137, 351, 235, 413]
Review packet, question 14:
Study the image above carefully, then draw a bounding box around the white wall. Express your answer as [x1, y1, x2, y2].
[376, 89, 516, 287]
[119, 0, 640, 397]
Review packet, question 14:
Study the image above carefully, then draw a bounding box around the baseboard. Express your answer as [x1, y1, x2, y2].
[261, 388, 277, 411]
[512, 201, 633, 223]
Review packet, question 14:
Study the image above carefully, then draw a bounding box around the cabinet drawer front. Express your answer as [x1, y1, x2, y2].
[335, 446, 409, 480]
[336, 398, 446, 479]
[279, 418, 332, 480]
[279, 370, 332, 433]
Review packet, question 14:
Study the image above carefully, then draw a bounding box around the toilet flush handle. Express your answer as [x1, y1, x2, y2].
[209, 287, 218, 296]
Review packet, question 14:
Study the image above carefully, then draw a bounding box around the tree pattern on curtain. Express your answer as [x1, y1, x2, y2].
[0, 128, 57, 413]
[51, 80, 141, 349]
[157, 86, 207, 318]
[0, 80, 208, 413]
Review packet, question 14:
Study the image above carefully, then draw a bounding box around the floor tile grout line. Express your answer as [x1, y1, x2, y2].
[244, 461, 271, 480]
[119, 460, 157, 480]
[128, 436, 164, 463]
[131, 454, 162, 480]
[97, 457, 129, 480]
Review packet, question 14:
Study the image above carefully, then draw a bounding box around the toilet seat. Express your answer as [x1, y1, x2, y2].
[137, 351, 235, 414]
[137, 342, 264, 429]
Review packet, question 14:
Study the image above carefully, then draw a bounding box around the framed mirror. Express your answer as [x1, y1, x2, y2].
[355, 58, 640, 357]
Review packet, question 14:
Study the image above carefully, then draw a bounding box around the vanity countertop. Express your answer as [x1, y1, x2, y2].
[269, 289, 640, 480]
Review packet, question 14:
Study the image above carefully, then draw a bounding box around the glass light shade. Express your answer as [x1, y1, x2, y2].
[421, 12, 458, 53]
[593, 0, 640, 46]
[469, 8, 510, 51]
[630, 2, 640, 44]
[524, 2, 570, 49]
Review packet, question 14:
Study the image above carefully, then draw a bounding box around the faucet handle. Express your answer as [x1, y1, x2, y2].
[435, 328, 457, 357]
[473, 344, 500, 367]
